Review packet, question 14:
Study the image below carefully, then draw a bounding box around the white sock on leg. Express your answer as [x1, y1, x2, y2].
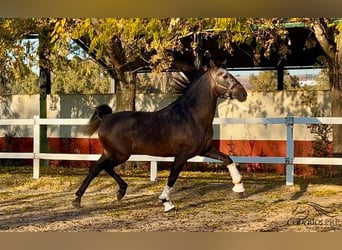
[227, 163, 245, 193]
[227, 163, 242, 184]
[159, 185, 172, 200]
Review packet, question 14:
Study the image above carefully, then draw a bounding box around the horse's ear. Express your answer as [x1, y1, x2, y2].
[209, 59, 217, 70]
[221, 60, 227, 68]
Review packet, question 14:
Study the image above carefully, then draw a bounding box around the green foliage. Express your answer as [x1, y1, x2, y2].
[52, 18, 264, 77]
[0, 18, 113, 95]
[284, 71, 301, 90]
[314, 68, 330, 90]
[52, 56, 112, 94]
[249, 71, 278, 91]
[10, 70, 39, 94]
[0, 18, 339, 95]
[0, 19, 51, 94]
[249, 69, 328, 91]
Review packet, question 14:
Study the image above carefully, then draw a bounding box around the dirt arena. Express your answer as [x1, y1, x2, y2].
[0, 166, 341, 232]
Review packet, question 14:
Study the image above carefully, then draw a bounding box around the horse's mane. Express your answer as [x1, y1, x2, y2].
[172, 70, 208, 95]
[172, 59, 228, 95]
[172, 72, 191, 94]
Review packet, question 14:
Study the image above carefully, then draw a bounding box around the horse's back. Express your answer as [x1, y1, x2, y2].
[96, 109, 204, 157]
[96, 111, 164, 154]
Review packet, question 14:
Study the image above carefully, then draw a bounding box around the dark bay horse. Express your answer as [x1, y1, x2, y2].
[73, 60, 247, 212]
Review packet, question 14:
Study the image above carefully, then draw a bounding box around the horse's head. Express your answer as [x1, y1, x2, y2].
[209, 60, 247, 102]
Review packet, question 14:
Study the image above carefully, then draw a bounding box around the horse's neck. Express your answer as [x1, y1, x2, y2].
[182, 76, 218, 124]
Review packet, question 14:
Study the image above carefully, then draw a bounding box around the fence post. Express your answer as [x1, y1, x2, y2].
[33, 116, 40, 179]
[285, 115, 294, 185]
[150, 161, 157, 182]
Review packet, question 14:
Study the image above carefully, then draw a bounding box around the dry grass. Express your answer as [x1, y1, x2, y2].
[0, 166, 341, 232]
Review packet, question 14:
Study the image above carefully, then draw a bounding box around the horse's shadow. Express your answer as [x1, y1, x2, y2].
[73, 173, 342, 214]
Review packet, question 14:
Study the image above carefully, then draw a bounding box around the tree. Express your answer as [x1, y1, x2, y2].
[231, 17, 342, 156]
[52, 18, 289, 110]
[51, 18, 268, 170]
[0, 19, 39, 94]
[10, 70, 39, 94]
[0, 19, 112, 95]
[52, 56, 112, 94]
[284, 71, 301, 90]
[3, 18, 341, 156]
[249, 71, 277, 91]
[315, 68, 330, 90]
[310, 18, 342, 156]
[249, 70, 301, 91]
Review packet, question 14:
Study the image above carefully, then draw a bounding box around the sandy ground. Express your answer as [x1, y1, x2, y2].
[0, 167, 341, 232]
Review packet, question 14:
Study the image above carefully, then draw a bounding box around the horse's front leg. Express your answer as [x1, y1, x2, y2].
[159, 185, 175, 212]
[227, 163, 245, 193]
[202, 146, 245, 195]
[159, 156, 188, 212]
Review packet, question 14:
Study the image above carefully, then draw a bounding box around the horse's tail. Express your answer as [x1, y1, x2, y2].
[83, 104, 113, 136]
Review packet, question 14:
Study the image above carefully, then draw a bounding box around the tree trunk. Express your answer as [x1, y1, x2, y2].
[116, 72, 136, 112]
[329, 29, 342, 156]
[38, 30, 52, 167]
[331, 87, 342, 155]
[329, 58, 342, 156]
[115, 72, 137, 171]
[328, 60, 342, 175]
[313, 19, 342, 157]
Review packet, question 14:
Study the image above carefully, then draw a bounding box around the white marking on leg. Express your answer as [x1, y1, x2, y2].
[227, 163, 245, 193]
[232, 182, 245, 193]
[159, 185, 172, 200]
[227, 163, 242, 184]
[159, 185, 175, 212]
[163, 200, 175, 212]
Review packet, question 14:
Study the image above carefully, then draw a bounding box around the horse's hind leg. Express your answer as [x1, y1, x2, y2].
[103, 166, 128, 201]
[72, 154, 111, 208]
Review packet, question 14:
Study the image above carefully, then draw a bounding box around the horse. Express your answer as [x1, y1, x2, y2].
[72, 60, 248, 212]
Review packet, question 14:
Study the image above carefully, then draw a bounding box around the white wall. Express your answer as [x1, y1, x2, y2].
[0, 90, 331, 141]
[215, 90, 331, 140]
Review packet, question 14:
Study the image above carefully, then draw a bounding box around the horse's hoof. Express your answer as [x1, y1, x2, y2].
[234, 192, 245, 199]
[116, 190, 125, 201]
[232, 182, 245, 193]
[72, 199, 81, 208]
[162, 200, 175, 212]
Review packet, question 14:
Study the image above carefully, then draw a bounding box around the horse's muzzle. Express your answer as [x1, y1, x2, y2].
[229, 86, 247, 102]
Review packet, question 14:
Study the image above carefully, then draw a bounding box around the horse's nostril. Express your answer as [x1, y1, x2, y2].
[240, 92, 247, 102]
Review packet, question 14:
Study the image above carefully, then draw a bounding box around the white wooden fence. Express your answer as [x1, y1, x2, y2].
[1, 115, 342, 185]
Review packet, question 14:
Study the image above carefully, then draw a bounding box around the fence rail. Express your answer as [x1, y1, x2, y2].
[1, 115, 342, 185]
